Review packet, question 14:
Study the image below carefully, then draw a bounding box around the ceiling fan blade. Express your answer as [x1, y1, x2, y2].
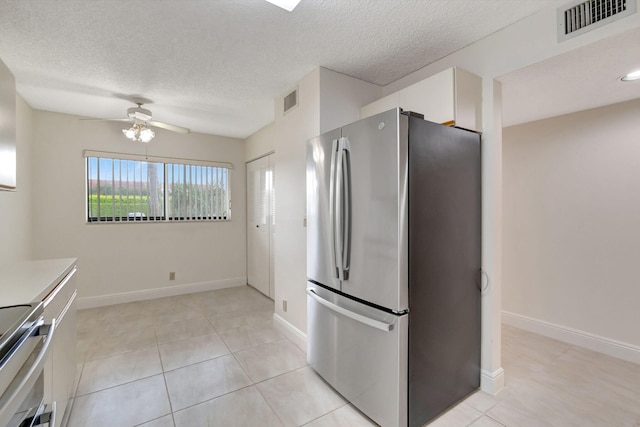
[148, 121, 190, 134]
[80, 118, 133, 123]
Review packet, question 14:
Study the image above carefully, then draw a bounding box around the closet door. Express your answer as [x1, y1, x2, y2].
[247, 154, 274, 297]
[268, 157, 276, 298]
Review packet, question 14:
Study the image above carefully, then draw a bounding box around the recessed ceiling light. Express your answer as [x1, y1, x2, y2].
[620, 69, 640, 81]
[265, 0, 301, 12]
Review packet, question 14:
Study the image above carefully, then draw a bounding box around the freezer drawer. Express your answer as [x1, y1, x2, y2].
[306, 282, 408, 427]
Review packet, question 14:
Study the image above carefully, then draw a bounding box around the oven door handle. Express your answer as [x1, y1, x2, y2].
[33, 401, 56, 427]
[0, 316, 44, 371]
[18, 400, 56, 427]
[0, 319, 56, 427]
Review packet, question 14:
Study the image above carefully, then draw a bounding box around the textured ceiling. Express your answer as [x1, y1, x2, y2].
[0, 0, 564, 138]
[500, 26, 640, 127]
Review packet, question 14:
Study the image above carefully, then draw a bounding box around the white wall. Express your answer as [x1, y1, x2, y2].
[503, 99, 640, 349]
[318, 67, 381, 133]
[0, 95, 34, 263]
[31, 110, 247, 305]
[244, 67, 380, 336]
[245, 68, 320, 334]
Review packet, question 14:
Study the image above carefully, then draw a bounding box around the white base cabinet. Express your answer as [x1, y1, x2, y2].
[43, 267, 78, 427]
[360, 67, 482, 132]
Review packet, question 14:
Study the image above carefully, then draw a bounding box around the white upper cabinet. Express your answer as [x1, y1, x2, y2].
[360, 67, 482, 132]
[0, 57, 16, 191]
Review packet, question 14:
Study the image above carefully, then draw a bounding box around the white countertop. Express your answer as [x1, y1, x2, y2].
[0, 258, 77, 307]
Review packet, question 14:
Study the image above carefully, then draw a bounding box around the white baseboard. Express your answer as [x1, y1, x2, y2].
[76, 277, 247, 309]
[481, 368, 505, 395]
[273, 313, 307, 353]
[502, 311, 640, 365]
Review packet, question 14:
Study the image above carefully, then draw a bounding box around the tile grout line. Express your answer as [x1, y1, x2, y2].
[251, 362, 310, 387]
[167, 383, 257, 415]
[65, 360, 85, 424]
[74, 346, 164, 396]
[156, 329, 221, 348]
[233, 337, 308, 381]
[253, 363, 349, 427]
[229, 338, 311, 425]
[252, 376, 289, 426]
[155, 330, 178, 427]
[133, 413, 174, 427]
[161, 345, 231, 374]
[75, 372, 164, 398]
[230, 343, 257, 382]
[297, 402, 352, 427]
[78, 343, 158, 364]
[484, 412, 508, 427]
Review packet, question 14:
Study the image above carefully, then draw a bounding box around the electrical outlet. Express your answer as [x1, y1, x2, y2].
[282, 299, 288, 312]
[169, 272, 175, 281]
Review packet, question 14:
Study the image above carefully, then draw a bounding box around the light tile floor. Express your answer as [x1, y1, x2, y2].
[68, 286, 640, 427]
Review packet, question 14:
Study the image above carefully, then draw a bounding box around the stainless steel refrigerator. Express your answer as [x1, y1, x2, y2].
[306, 108, 481, 427]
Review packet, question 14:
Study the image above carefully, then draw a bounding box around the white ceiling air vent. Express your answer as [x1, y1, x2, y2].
[558, 0, 636, 41]
[283, 88, 298, 114]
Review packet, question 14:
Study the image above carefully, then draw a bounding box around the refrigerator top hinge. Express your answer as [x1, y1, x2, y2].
[392, 309, 410, 315]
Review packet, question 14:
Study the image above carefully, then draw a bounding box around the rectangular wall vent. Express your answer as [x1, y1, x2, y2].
[283, 89, 298, 114]
[558, 0, 636, 41]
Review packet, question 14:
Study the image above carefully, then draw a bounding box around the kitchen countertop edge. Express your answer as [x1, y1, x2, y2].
[0, 258, 78, 307]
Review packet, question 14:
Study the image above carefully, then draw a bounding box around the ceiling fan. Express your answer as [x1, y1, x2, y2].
[83, 101, 190, 143]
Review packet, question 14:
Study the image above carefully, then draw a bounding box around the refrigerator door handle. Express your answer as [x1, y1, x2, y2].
[329, 138, 340, 280]
[306, 288, 393, 332]
[335, 139, 345, 281]
[339, 137, 352, 280]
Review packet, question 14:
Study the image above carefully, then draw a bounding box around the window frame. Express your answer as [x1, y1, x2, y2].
[84, 150, 232, 224]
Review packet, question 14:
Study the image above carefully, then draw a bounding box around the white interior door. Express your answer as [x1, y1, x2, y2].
[247, 154, 274, 297]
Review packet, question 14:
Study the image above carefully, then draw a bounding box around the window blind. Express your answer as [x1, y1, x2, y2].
[85, 151, 231, 223]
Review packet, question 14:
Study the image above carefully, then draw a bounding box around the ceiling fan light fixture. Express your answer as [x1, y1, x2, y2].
[139, 127, 155, 143]
[122, 123, 155, 143]
[265, 0, 301, 12]
[620, 69, 640, 81]
[123, 126, 137, 139]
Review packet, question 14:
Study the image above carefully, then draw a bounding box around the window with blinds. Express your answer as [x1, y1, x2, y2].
[86, 152, 231, 223]
[166, 163, 229, 221]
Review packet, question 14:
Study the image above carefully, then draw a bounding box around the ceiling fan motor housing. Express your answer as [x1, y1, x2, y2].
[127, 106, 152, 121]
